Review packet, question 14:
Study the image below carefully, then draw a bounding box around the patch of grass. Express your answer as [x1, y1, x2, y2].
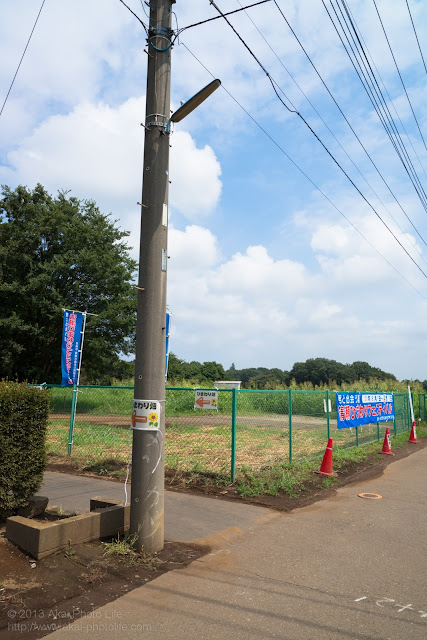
[236, 459, 318, 498]
[102, 531, 141, 566]
[101, 529, 161, 569]
[322, 476, 339, 489]
[234, 428, 427, 497]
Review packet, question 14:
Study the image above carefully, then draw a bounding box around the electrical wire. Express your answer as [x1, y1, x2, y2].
[372, 0, 427, 152]
[208, 1, 427, 279]
[118, 0, 148, 33]
[325, 0, 427, 213]
[344, 0, 427, 181]
[177, 0, 272, 36]
[325, 0, 427, 209]
[405, 0, 427, 75]
[124, 425, 132, 505]
[273, 0, 427, 250]
[179, 41, 427, 299]
[236, 0, 427, 268]
[124, 427, 164, 505]
[0, 0, 46, 118]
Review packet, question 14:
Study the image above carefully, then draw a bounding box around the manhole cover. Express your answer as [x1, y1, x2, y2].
[358, 493, 382, 500]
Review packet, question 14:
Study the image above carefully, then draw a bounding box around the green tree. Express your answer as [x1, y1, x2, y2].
[0, 184, 137, 383]
[200, 361, 225, 382]
[290, 357, 396, 386]
[167, 353, 186, 381]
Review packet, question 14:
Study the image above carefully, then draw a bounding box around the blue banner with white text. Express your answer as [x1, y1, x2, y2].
[61, 310, 84, 386]
[336, 392, 395, 429]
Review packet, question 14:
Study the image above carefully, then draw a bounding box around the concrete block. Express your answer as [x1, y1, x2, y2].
[6, 500, 130, 559]
[17, 495, 49, 518]
[90, 496, 130, 531]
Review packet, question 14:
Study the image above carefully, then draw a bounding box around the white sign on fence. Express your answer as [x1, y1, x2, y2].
[194, 390, 218, 410]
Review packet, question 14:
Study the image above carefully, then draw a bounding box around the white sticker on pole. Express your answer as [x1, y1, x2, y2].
[194, 390, 218, 410]
[131, 400, 160, 430]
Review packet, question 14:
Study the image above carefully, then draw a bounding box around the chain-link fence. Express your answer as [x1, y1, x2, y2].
[46, 386, 419, 480]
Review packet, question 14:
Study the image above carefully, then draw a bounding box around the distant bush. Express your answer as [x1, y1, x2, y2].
[0, 381, 49, 518]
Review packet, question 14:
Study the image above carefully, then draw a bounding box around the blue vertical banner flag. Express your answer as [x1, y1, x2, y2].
[336, 392, 395, 429]
[165, 311, 171, 386]
[61, 310, 84, 386]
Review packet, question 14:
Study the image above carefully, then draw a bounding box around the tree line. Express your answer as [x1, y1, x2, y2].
[167, 355, 400, 388]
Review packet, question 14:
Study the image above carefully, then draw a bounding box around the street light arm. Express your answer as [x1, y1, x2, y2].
[167, 79, 221, 130]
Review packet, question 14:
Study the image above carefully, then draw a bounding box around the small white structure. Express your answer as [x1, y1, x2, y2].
[214, 380, 241, 390]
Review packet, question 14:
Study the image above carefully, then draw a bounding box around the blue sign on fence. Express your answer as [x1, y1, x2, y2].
[61, 310, 84, 386]
[336, 392, 395, 429]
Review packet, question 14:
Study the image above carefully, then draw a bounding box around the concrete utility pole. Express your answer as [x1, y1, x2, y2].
[130, 0, 175, 554]
[130, 0, 220, 554]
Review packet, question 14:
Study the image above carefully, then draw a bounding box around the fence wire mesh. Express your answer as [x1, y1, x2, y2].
[165, 388, 231, 476]
[46, 386, 419, 479]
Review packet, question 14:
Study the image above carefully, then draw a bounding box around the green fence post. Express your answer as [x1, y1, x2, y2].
[326, 390, 330, 440]
[288, 389, 292, 463]
[68, 384, 78, 456]
[355, 426, 359, 447]
[231, 388, 237, 482]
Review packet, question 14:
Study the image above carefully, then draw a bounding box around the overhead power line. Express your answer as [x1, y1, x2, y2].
[323, 0, 427, 214]
[180, 40, 426, 300]
[273, 0, 427, 250]
[178, 0, 272, 34]
[207, 0, 427, 280]
[343, 0, 427, 181]
[405, 0, 427, 75]
[372, 0, 427, 153]
[235, 0, 427, 267]
[119, 0, 148, 33]
[0, 0, 46, 118]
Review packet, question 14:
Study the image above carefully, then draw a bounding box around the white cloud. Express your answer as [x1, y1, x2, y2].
[169, 131, 222, 218]
[169, 225, 220, 270]
[165, 215, 427, 378]
[1, 99, 223, 249]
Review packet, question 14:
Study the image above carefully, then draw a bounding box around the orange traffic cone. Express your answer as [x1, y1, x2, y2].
[315, 438, 338, 476]
[409, 421, 418, 444]
[379, 426, 395, 456]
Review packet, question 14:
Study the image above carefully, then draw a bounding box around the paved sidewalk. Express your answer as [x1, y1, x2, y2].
[45, 447, 427, 640]
[41, 471, 277, 543]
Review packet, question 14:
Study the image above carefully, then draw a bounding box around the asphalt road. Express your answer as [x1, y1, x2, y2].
[46, 447, 427, 640]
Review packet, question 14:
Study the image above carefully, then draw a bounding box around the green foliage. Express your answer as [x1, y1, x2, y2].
[168, 353, 225, 385]
[102, 530, 142, 566]
[0, 184, 137, 383]
[289, 358, 396, 386]
[0, 381, 49, 517]
[168, 356, 400, 390]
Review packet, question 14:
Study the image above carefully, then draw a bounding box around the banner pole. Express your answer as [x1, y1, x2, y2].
[408, 385, 415, 425]
[67, 312, 87, 456]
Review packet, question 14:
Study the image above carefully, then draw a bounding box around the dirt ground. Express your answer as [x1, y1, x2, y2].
[1, 438, 425, 640]
[0, 531, 207, 640]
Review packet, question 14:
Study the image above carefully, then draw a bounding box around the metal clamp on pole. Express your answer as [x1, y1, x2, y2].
[145, 113, 169, 130]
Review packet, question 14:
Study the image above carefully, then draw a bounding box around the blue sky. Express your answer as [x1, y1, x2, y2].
[1, 0, 427, 380]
